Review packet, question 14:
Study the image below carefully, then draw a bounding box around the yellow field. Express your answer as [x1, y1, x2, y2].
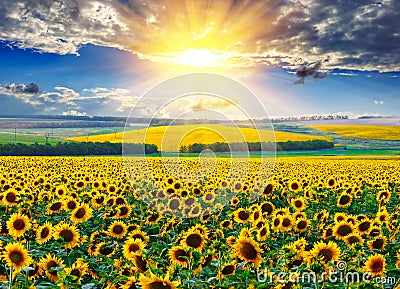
[310, 125, 400, 140]
[67, 124, 332, 151]
[0, 156, 399, 288]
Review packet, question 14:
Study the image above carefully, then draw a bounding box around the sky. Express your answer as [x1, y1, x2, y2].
[0, 0, 399, 119]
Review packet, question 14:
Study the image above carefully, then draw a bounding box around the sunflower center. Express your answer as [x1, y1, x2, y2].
[41, 227, 50, 239]
[71, 269, 80, 277]
[174, 249, 190, 262]
[291, 182, 299, 190]
[10, 251, 23, 264]
[263, 184, 273, 195]
[13, 219, 26, 230]
[222, 265, 235, 275]
[67, 201, 77, 210]
[75, 208, 86, 219]
[339, 195, 350, 205]
[148, 282, 171, 289]
[186, 233, 202, 248]
[372, 239, 384, 249]
[99, 245, 114, 255]
[240, 242, 257, 260]
[318, 248, 333, 262]
[169, 199, 180, 210]
[297, 221, 307, 230]
[373, 261, 382, 271]
[50, 202, 62, 211]
[259, 227, 268, 236]
[337, 225, 352, 236]
[113, 225, 123, 234]
[347, 236, 359, 244]
[282, 218, 291, 227]
[238, 211, 250, 221]
[60, 229, 74, 242]
[119, 207, 129, 215]
[6, 193, 17, 202]
[129, 243, 140, 253]
[358, 221, 370, 232]
[135, 255, 147, 272]
[294, 200, 302, 208]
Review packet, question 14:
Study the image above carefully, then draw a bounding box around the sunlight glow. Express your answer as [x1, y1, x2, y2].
[174, 49, 224, 68]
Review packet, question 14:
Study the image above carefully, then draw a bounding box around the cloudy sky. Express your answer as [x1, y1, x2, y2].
[0, 0, 399, 118]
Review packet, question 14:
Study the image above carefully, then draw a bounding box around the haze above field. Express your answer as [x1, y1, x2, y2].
[0, 0, 399, 119]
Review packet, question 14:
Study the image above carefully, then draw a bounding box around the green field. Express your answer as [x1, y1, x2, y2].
[0, 132, 60, 145]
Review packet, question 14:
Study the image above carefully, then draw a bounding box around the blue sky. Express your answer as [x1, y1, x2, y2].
[0, 0, 399, 118]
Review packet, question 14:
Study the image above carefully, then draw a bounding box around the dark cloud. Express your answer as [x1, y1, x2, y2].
[3, 83, 40, 94]
[0, 0, 399, 71]
[294, 62, 328, 84]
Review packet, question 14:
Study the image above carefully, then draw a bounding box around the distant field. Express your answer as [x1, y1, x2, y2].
[310, 125, 400, 140]
[0, 132, 59, 144]
[67, 124, 332, 152]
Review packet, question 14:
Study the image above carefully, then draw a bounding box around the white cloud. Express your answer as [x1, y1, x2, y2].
[62, 109, 87, 116]
[374, 100, 384, 105]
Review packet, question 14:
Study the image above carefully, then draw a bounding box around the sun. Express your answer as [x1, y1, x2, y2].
[174, 49, 224, 68]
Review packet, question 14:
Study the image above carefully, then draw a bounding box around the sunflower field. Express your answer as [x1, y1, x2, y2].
[1, 156, 400, 289]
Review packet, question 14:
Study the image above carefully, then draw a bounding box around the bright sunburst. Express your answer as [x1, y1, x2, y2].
[174, 49, 224, 68]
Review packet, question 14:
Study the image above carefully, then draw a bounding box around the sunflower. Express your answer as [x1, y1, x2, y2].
[256, 225, 270, 241]
[333, 221, 354, 240]
[279, 215, 294, 232]
[121, 276, 137, 289]
[356, 219, 372, 235]
[145, 212, 162, 225]
[168, 245, 191, 268]
[368, 235, 387, 251]
[233, 208, 251, 224]
[226, 236, 236, 246]
[345, 233, 364, 247]
[3, 190, 19, 206]
[230, 197, 240, 206]
[291, 197, 307, 211]
[123, 238, 146, 260]
[109, 220, 127, 239]
[71, 203, 92, 223]
[129, 230, 150, 243]
[36, 222, 53, 245]
[117, 204, 132, 219]
[92, 193, 106, 208]
[181, 229, 206, 252]
[39, 253, 65, 282]
[337, 193, 352, 208]
[375, 209, 389, 224]
[6, 212, 31, 238]
[288, 180, 301, 192]
[63, 197, 78, 211]
[2, 242, 32, 272]
[310, 240, 341, 264]
[167, 197, 181, 212]
[271, 215, 282, 232]
[363, 254, 386, 277]
[334, 213, 347, 223]
[46, 201, 64, 214]
[232, 236, 263, 268]
[138, 272, 180, 289]
[134, 254, 148, 273]
[53, 223, 80, 248]
[294, 218, 310, 233]
[65, 258, 89, 283]
[219, 263, 236, 279]
[27, 263, 42, 280]
[220, 220, 233, 230]
[95, 242, 118, 257]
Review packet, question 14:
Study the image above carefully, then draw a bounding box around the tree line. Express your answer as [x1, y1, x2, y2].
[0, 142, 159, 156]
[180, 140, 333, 153]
